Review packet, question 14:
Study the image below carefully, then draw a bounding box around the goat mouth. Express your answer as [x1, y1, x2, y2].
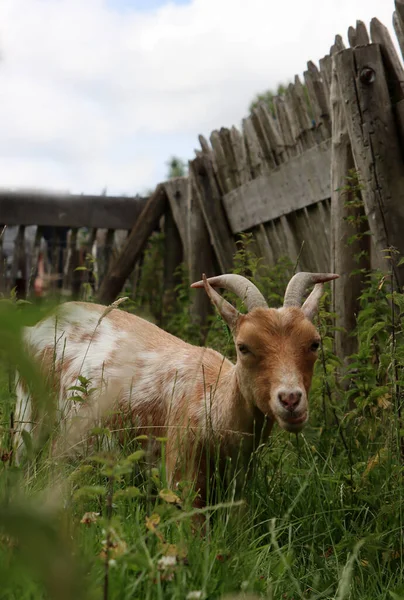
[279, 412, 308, 431]
[286, 413, 307, 425]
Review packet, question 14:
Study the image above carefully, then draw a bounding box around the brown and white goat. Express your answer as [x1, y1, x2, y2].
[14, 271, 338, 506]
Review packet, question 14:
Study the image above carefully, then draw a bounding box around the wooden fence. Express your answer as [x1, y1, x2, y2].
[99, 6, 404, 355]
[0, 191, 147, 298]
[2, 4, 404, 357]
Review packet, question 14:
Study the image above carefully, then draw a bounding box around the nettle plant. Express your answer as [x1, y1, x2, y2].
[343, 261, 404, 446]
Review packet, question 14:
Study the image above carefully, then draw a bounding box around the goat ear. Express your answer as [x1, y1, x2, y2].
[301, 283, 324, 321]
[202, 274, 240, 331]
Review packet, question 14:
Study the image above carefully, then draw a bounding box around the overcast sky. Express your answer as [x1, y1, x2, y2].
[0, 0, 397, 196]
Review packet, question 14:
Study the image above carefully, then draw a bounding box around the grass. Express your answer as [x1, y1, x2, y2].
[0, 245, 404, 600]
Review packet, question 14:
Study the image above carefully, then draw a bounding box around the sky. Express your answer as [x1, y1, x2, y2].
[0, 0, 398, 196]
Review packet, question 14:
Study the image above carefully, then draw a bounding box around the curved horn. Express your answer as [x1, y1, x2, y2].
[191, 274, 268, 311]
[283, 272, 339, 307]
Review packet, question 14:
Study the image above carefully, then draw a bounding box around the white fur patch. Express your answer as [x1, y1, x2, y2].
[14, 302, 243, 461]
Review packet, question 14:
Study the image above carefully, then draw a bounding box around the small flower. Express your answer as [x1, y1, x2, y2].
[80, 511, 100, 525]
[0, 450, 12, 463]
[157, 555, 177, 570]
[186, 592, 203, 600]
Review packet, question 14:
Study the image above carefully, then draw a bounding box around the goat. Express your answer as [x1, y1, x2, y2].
[14, 271, 338, 508]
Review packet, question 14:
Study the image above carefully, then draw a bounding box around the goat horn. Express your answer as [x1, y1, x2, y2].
[191, 274, 268, 311]
[283, 272, 339, 307]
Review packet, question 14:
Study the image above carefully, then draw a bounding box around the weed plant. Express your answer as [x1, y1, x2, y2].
[0, 235, 403, 600]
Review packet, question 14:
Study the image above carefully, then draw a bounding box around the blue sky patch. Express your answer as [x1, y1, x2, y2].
[107, 0, 191, 13]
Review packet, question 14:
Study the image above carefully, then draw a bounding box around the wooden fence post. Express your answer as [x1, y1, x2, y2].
[65, 228, 81, 298]
[187, 172, 216, 338]
[330, 56, 370, 361]
[163, 177, 189, 256]
[0, 225, 6, 295]
[11, 225, 26, 298]
[97, 186, 167, 305]
[189, 155, 235, 273]
[394, 0, 404, 59]
[162, 209, 183, 321]
[334, 44, 404, 286]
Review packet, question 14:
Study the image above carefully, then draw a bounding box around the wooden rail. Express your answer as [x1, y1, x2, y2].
[222, 139, 331, 233]
[0, 190, 148, 230]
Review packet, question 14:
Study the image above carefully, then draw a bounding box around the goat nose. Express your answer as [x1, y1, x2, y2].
[278, 390, 302, 411]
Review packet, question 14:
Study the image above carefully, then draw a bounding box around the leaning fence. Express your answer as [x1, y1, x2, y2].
[2, 4, 404, 359]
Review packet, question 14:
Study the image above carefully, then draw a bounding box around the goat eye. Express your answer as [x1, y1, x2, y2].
[238, 343, 250, 354]
[310, 341, 320, 352]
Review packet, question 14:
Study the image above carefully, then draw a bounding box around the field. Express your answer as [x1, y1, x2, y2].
[0, 237, 403, 600]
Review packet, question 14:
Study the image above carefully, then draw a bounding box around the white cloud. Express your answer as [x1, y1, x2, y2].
[0, 0, 398, 194]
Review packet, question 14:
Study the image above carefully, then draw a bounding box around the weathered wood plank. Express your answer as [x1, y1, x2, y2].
[222, 139, 331, 233]
[162, 177, 189, 255]
[395, 98, 404, 151]
[242, 117, 266, 178]
[393, 3, 404, 60]
[273, 96, 296, 159]
[258, 103, 286, 164]
[189, 155, 235, 273]
[230, 126, 250, 185]
[293, 75, 317, 149]
[27, 226, 43, 297]
[284, 79, 315, 153]
[318, 199, 332, 249]
[0, 226, 6, 294]
[348, 20, 370, 47]
[330, 55, 370, 371]
[0, 191, 148, 230]
[303, 60, 331, 138]
[330, 34, 345, 56]
[370, 17, 404, 102]
[264, 220, 284, 263]
[97, 186, 167, 305]
[11, 225, 26, 298]
[308, 203, 330, 270]
[319, 54, 332, 113]
[251, 105, 278, 170]
[219, 128, 244, 188]
[335, 43, 404, 286]
[100, 229, 115, 286]
[65, 228, 81, 298]
[279, 215, 301, 265]
[254, 224, 275, 266]
[198, 134, 212, 156]
[299, 207, 323, 272]
[210, 129, 233, 194]
[187, 175, 216, 339]
[162, 209, 183, 322]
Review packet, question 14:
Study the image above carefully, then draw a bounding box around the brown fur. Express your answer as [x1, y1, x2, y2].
[17, 290, 325, 521]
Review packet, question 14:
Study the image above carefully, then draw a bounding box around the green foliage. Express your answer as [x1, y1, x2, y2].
[166, 156, 188, 179]
[129, 231, 165, 324]
[1, 238, 404, 599]
[163, 263, 201, 345]
[249, 83, 288, 116]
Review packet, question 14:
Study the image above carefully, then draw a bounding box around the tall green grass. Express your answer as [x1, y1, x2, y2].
[0, 237, 403, 600]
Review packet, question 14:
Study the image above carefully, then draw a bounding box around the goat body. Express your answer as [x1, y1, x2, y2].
[14, 272, 338, 506]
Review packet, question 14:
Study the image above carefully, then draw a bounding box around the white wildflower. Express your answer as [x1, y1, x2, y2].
[157, 555, 177, 570]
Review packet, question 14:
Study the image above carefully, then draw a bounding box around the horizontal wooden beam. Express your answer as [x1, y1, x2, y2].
[0, 190, 148, 230]
[222, 138, 331, 233]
